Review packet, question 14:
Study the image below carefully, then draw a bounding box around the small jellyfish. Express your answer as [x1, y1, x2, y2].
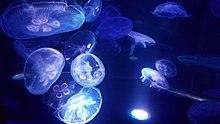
[96, 16, 133, 41]
[1, 1, 85, 39]
[82, 0, 102, 22]
[155, 59, 177, 78]
[11, 73, 24, 80]
[13, 35, 61, 59]
[55, 87, 102, 124]
[188, 101, 220, 124]
[177, 55, 220, 71]
[127, 31, 156, 55]
[42, 72, 81, 110]
[24, 47, 65, 95]
[63, 30, 96, 64]
[210, 0, 220, 18]
[70, 53, 105, 87]
[151, 2, 192, 18]
[140, 67, 169, 90]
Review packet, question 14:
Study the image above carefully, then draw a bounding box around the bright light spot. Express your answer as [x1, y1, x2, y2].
[130, 109, 150, 120]
[87, 43, 91, 49]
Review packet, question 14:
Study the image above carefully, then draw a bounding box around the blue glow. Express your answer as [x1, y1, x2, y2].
[127, 31, 156, 55]
[83, 0, 102, 22]
[96, 16, 133, 41]
[151, 2, 192, 18]
[130, 109, 150, 120]
[210, 0, 220, 18]
[55, 87, 102, 124]
[24, 48, 65, 95]
[11, 73, 24, 80]
[1, 1, 85, 39]
[155, 59, 177, 78]
[70, 53, 105, 87]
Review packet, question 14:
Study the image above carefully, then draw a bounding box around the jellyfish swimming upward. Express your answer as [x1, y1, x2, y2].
[1, 0, 85, 39]
[24, 47, 65, 95]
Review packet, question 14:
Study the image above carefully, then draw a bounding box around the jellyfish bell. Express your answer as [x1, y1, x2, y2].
[151, 2, 192, 18]
[82, 0, 102, 22]
[1, 0, 85, 39]
[55, 87, 102, 124]
[63, 30, 96, 64]
[127, 31, 156, 56]
[140, 67, 169, 90]
[70, 53, 105, 87]
[24, 47, 65, 95]
[188, 101, 220, 124]
[155, 59, 177, 78]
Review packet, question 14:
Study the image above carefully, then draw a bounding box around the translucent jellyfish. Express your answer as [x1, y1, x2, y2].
[11, 73, 24, 80]
[82, 0, 102, 22]
[63, 30, 96, 64]
[96, 16, 133, 41]
[24, 47, 65, 95]
[151, 2, 192, 18]
[210, 0, 220, 18]
[55, 87, 102, 124]
[91, 5, 120, 27]
[177, 55, 220, 71]
[127, 31, 156, 55]
[140, 67, 169, 90]
[188, 101, 220, 124]
[42, 72, 81, 110]
[13, 35, 61, 59]
[155, 59, 177, 78]
[70, 53, 105, 87]
[1, 0, 85, 39]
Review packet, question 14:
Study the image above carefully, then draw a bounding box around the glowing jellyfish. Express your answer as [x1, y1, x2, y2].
[1, 0, 85, 39]
[82, 0, 102, 22]
[127, 31, 156, 55]
[55, 87, 102, 124]
[140, 67, 169, 90]
[177, 55, 220, 71]
[24, 47, 65, 95]
[210, 0, 220, 18]
[13, 35, 61, 59]
[70, 53, 105, 87]
[96, 16, 133, 41]
[129, 109, 150, 121]
[151, 2, 192, 18]
[42, 72, 81, 110]
[188, 101, 220, 124]
[91, 5, 120, 27]
[155, 59, 177, 78]
[63, 30, 96, 64]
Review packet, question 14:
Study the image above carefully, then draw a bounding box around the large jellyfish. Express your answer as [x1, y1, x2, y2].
[55, 87, 102, 124]
[1, 0, 85, 39]
[62, 30, 96, 64]
[13, 35, 61, 59]
[42, 72, 81, 110]
[96, 16, 133, 41]
[24, 47, 65, 95]
[127, 31, 156, 55]
[70, 53, 105, 87]
[151, 2, 192, 18]
[188, 101, 220, 124]
[210, 0, 220, 18]
[155, 59, 177, 78]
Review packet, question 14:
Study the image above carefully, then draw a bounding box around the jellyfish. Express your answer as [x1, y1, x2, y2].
[155, 59, 177, 78]
[13, 35, 61, 59]
[42, 72, 81, 110]
[96, 16, 133, 41]
[151, 2, 192, 18]
[55, 87, 102, 124]
[188, 101, 220, 124]
[127, 31, 156, 55]
[24, 47, 65, 95]
[140, 67, 208, 101]
[177, 55, 220, 71]
[70, 53, 105, 87]
[210, 0, 220, 18]
[81, 0, 102, 22]
[91, 5, 120, 27]
[62, 30, 96, 64]
[1, 0, 85, 39]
